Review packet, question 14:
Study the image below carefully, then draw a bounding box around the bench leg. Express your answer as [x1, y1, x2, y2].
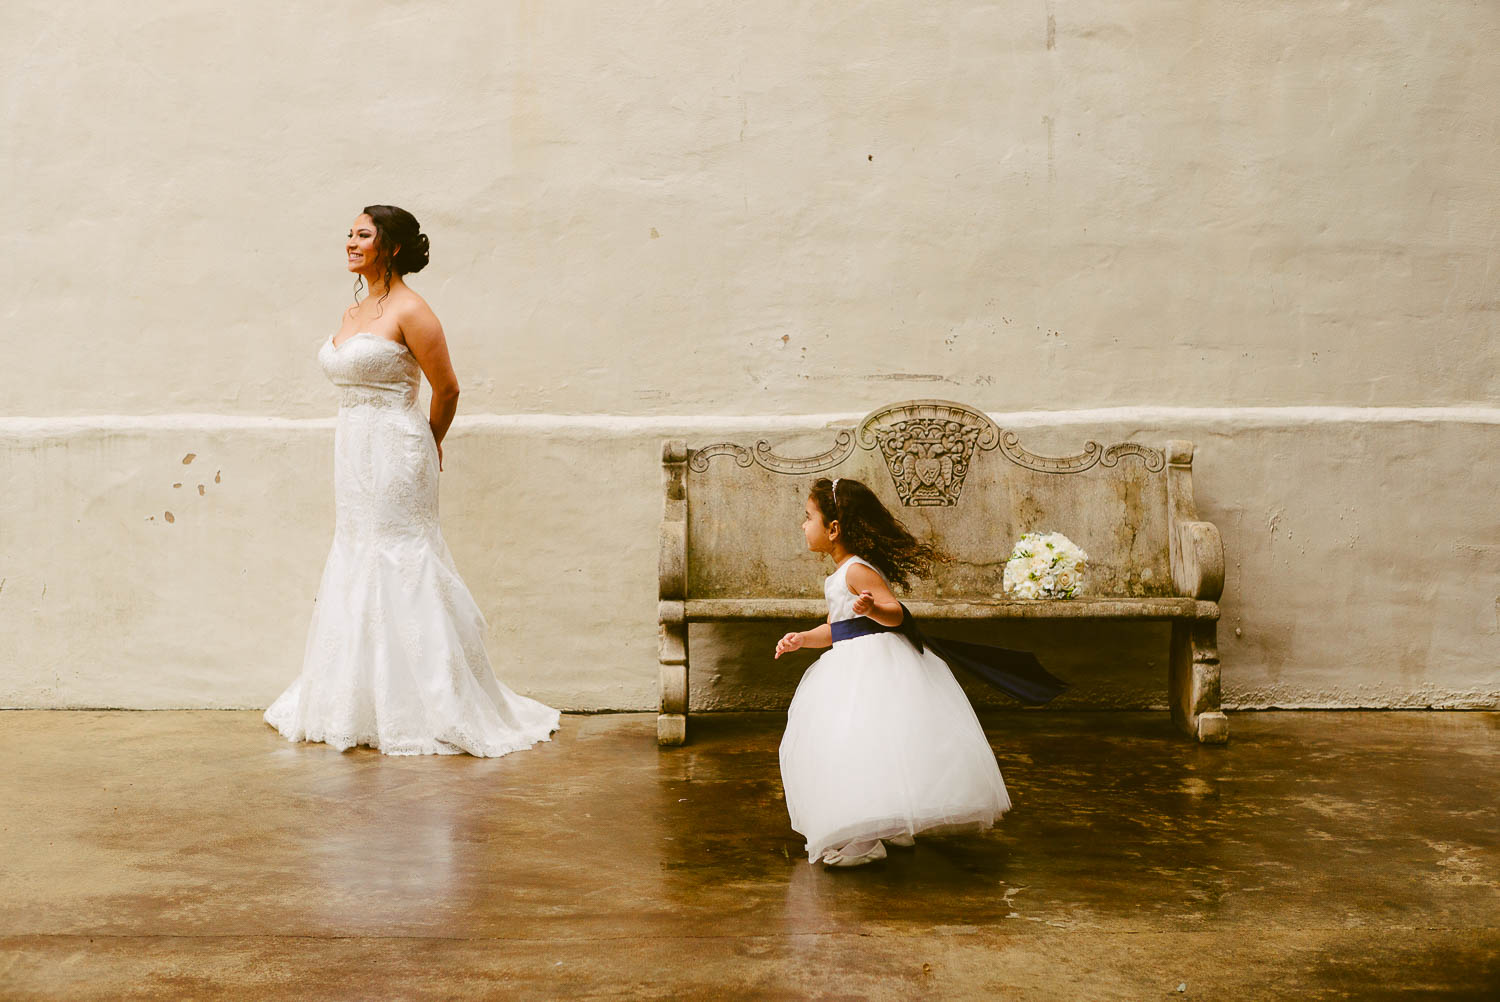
[658, 710, 686, 746]
[1169, 619, 1228, 744]
[658, 609, 688, 746]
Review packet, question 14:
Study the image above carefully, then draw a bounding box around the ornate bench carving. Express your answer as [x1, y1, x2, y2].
[658, 399, 1227, 746]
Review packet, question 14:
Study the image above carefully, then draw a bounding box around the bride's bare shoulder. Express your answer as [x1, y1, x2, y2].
[394, 288, 442, 335]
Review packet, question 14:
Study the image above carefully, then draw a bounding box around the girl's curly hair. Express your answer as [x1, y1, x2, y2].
[809, 477, 935, 591]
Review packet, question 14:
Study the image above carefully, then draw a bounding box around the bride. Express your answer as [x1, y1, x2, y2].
[265, 204, 560, 756]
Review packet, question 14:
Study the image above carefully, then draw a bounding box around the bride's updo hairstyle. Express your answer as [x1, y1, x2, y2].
[809, 477, 937, 591]
[362, 204, 430, 276]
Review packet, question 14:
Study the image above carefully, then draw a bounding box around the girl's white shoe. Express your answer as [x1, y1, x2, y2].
[820, 839, 888, 867]
[887, 833, 915, 848]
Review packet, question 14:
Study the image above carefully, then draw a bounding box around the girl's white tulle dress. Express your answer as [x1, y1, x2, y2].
[779, 556, 1011, 861]
[264, 333, 560, 757]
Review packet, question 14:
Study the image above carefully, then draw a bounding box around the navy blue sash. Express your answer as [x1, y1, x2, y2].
[830, 605, 1068, 706]
[830, 618, 898, 643]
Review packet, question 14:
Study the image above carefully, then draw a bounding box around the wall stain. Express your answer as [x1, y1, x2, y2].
[182, 453, 196, 465]
[164, 511, 175, 524]
[198, 485, 205, 496]
[214, 471, 221, 483]
[1042, 114, 1056, 183]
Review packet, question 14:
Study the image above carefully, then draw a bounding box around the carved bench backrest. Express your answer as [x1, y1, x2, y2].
[675, 400, 1188, 601]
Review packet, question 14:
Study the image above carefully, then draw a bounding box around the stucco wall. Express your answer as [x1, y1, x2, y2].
[3, 2, 1497, 710]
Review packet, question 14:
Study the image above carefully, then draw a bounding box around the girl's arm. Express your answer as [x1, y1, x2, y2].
[774, 622, 832, 658]
[845, 563, 904, 627]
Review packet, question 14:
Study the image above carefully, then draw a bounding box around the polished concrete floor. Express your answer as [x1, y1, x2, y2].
[1, 710, 1497, 1001]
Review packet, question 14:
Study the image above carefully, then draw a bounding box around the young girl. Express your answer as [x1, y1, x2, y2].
[774, 477, 1011, 867]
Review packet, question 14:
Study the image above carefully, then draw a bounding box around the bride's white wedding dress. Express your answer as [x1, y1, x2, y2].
[264, 332, 560, 756]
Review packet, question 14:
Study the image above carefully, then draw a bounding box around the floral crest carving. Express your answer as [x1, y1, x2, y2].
[685, 399, 1165, 505]
[856, 401, 1000, 507]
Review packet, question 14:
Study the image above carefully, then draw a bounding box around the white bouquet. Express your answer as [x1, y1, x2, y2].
[1003, 532, 1088, 599]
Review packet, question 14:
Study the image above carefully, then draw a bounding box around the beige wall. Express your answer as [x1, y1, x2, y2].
[3, 2, 1497, 710]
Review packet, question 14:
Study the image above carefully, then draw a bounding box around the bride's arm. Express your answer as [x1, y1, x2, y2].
[403, 307, 461, 461]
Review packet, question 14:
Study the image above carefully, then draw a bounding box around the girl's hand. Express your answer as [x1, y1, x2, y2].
[774, 632, 804, 659]
[852, 590, 875, 616]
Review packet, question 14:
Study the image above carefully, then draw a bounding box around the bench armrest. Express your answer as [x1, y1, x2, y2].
[1171, 520, 1225, 601]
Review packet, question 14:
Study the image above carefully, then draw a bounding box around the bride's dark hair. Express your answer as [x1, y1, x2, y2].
[359, 204, 430, 314]
[363, 204, 429, 275]
[809, 477, 936, 591]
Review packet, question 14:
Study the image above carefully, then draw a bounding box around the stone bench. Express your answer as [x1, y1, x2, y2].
[657, 399, 1228, 746]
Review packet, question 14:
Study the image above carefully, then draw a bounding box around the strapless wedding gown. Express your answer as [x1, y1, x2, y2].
[264, 333, 560, 756]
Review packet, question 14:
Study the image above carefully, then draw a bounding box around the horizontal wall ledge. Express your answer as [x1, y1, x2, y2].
[6, 405, 1500, 438]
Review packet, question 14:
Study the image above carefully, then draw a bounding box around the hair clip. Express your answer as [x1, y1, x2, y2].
[832, 478, 840, 506]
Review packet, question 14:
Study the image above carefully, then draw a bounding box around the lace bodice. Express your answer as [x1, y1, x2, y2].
[825, 556, 887, 623]
[320, 333, 437, 542]
[320, 333, 420, 410]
